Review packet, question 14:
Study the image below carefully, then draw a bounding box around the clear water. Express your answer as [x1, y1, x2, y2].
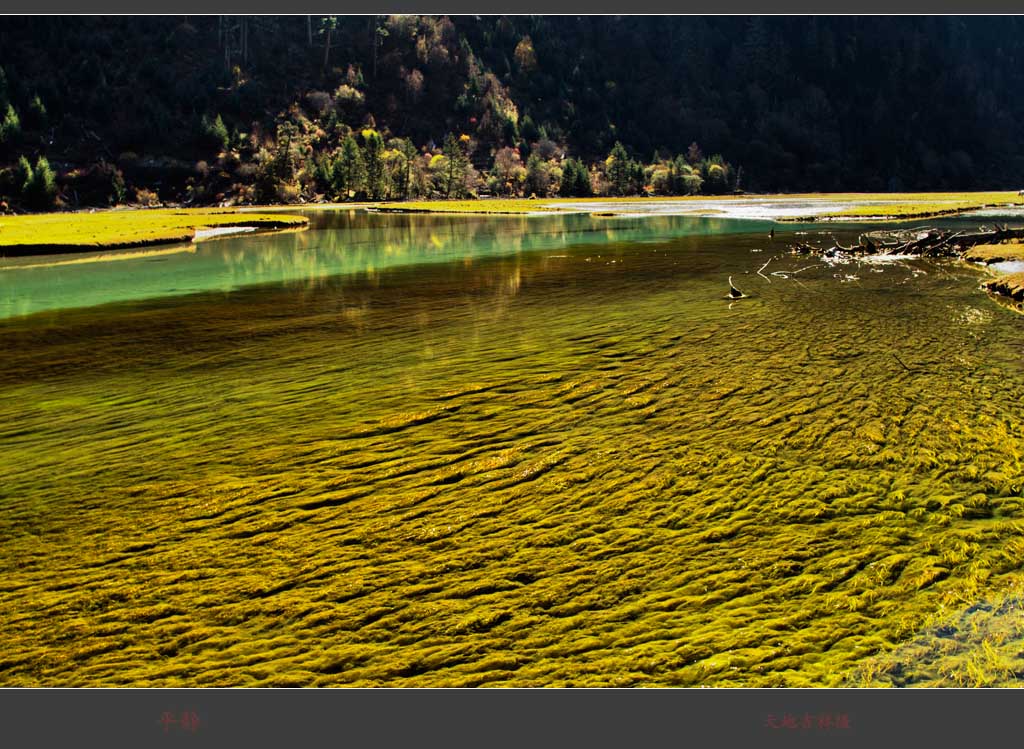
[0, 211, 777, 320]
[1, 210, 1023, 687]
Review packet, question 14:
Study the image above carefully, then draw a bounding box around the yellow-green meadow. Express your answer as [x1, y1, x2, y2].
[0, 207, 308, 255]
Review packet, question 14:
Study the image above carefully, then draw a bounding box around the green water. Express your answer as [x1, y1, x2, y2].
[2, 210, 1023, 687]
[0, 211, 772, 320]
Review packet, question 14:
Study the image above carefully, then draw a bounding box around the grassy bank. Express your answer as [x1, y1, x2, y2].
[2, 192, 1022, 257]
[959, 240, 1024, 311]
[965, 240, 1024, 264]
[373, 192, 1024, 220]
[0, 208, 309, 256]
[793, 191, 1023, 221]
[985, 273, 1024, 311]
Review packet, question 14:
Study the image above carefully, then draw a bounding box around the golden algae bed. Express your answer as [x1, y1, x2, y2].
[1, 211, 1024, 687]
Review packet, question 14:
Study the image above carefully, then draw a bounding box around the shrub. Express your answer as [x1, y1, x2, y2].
[235, 162, 258, 180]
[218, 150, 240, 170]
[682, 173, 703, 194]
[185, 179, 210, 205]
[533, 138, 558, 160]
[275, 183, 302, 203]
[134, 187, 159, 206]
[648, 165, 671, 195]
[305, 90, 333, 116]
[334, 84, 364, 116]
[234, 183, 258, 205]
[110, 167, 127, 205]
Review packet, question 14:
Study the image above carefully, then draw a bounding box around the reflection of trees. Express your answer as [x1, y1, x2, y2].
[10, 211, 744, 321]
[213, 211, 737, 291]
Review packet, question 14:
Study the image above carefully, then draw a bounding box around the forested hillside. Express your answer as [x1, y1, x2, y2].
[0, 15, 1021, 210]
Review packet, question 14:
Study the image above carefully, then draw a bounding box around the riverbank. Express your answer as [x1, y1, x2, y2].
[0, 208, 309, 257]
[777, 192, 1023, 222]
[2, 192, 1022, 258]
[985, 272, 1024, 310]
[962, 240, 1024, 311]
[371, 192, 1024, 220]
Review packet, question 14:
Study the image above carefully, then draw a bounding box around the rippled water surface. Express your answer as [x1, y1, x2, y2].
[2, 211, 1023, 686]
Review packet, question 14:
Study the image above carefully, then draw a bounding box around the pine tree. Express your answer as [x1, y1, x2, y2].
[441, 133, 470, 198]
[576, 162, 592, 197]
[27, 94, 47, 130]
[559, 158, 591, 197]
[201, 113, 229, 152]
[16, 155, 32, 191]
[210, 115, 229, 152]
[559, 158, 579, 197]
[606, 142, 632, 196]
[23, 155, 57, 210]
[393, 138, 417, 199]
[332, 135, 367, 198]
[0, 104, 20, 144]
[629, 161, 645, 194]
[362, 128, 386, 199]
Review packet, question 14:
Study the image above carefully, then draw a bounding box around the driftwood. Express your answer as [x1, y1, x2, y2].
[788, 224, 1024, 259]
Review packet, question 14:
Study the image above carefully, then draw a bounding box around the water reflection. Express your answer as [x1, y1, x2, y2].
[0, 211, 774, 320]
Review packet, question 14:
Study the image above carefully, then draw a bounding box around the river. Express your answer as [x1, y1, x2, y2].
[1, 208, 1023, 686]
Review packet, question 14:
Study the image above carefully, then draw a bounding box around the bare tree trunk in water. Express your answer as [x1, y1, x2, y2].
[307, 16, 312, 47]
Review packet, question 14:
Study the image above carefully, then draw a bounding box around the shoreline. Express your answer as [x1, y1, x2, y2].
[0, 209, 310, 258]
[963, 241, 1024, 311]
[2, 193, 1023, 263]
[775, 202, 1020, 224]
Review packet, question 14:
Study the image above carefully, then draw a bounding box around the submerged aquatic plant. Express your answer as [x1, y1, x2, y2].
[1, 212, 1023, 686]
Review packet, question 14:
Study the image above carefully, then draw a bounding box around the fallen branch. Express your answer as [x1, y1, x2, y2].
[791, 224, 1024, 260]
[893, 353, 917, 373]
